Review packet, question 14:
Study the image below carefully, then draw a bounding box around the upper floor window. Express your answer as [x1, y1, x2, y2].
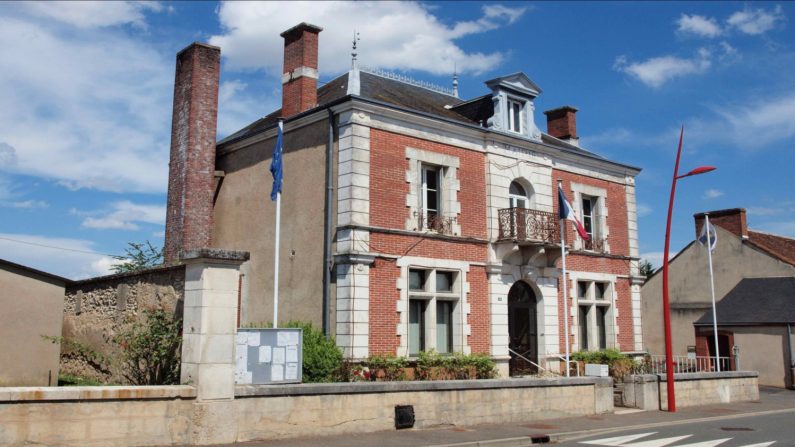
[507, 99, 524, 134]
[421, 165, 442, 226]
[509, 181, 528, 209]
[581, 195, 596, 240]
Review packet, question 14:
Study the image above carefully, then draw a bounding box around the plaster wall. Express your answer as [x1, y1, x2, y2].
[730, 326, 793, 388]
[0, 265, 65, 386]
[213, 120, 334, 327]
[621, 371, 759, 410]
[642, 226, 795, 355]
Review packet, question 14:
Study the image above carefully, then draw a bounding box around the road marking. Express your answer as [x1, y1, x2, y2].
[580, 432, 658, 445]
[737, 443, 775, 447]
[674, 439, 731, 447]
[621, 435, 693, 447]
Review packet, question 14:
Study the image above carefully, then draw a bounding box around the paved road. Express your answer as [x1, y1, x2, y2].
[559, 411, 792, 446]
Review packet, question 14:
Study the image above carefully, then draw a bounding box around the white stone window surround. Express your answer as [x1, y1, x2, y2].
[404, 147, 461, 235]
[488, 91, 542, 141]
[567, 271, 618, 352]
[396, 257, 471, 357]
[569, 182, 609, 253]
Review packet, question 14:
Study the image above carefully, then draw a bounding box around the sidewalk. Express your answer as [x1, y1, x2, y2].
[216, 387, 795, 447]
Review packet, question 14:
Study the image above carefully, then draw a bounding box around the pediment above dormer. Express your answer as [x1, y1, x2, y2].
[485, 72, 542, 99]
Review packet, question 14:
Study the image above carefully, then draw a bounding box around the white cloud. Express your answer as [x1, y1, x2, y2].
[0, 13, 172, 193]
[81, 201, 166, 230]
[677, 14, 723, 38]
[4, 199, 49, 209]
[0, 233, 116, 279]
[727, 5, 785, 35]
[703, 189, 724, 199]
[209, 2, 526, 76]
[614, 48, 711, 88]
[14, 1, 163, 29]
[636, 203, 652, 217]
[217, 80, 275, 139]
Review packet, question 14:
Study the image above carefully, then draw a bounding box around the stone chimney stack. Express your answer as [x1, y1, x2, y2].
[694, 208, 748, 240]
[280, 23, 323, 118]
[544, 106, 579, 146]
[164, 43, 221, 263]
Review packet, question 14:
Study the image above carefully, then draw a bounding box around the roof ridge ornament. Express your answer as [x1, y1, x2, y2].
[351, 30, 360, 69]
[452, 63, 459, 98]
[359, 65, 456, 97]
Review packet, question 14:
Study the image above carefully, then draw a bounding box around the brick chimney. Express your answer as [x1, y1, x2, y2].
[164, 43, 221, 263]
[694, 208, 748, 240]
[280, 23, 323, 118]
[543, 106, 579, 146]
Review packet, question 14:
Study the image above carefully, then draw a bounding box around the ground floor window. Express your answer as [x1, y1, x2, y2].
[576, 280, 612, 351]
[408, 267, 459, 355]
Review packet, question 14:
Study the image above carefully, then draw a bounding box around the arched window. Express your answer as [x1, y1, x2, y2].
[509, 181, 528, 209]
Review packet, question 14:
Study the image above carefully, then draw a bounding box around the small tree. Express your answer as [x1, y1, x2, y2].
[639, 259, 655, 279]
[111, 241, 164, 274]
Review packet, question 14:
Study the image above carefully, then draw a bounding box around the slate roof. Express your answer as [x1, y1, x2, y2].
[216, 69, 619, 169]
[694, 277, 795, 325]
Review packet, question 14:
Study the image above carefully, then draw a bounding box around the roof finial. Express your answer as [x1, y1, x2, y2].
[351, 30, 360, 69]
[452, 63, 459, 98]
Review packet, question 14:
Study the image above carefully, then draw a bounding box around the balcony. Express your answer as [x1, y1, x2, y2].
[583, 236, 608, 253]
[497, 208, 559, 244]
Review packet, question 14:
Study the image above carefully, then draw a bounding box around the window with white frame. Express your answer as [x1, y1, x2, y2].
[581, 195, 596, 240]
[509, 181, 529, 209]
[408, 268, 458, 355]
[421, 165, 442, 226]
[576, 280, 612, 351]
[507, 98, 524, 134]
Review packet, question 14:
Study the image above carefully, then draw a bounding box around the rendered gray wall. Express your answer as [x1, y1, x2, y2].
[0, 264, 65, 386]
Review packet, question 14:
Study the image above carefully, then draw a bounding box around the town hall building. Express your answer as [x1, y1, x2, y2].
[164, 23, 644, 377]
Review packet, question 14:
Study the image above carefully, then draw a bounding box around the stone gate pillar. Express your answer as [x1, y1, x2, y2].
[180, 249, 249, 400]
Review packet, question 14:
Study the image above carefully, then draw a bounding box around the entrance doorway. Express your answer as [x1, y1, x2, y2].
[508, 281, 539, 376]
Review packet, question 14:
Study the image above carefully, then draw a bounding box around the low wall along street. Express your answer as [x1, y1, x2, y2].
[621, 371, 760, 410]
[0, 378, 612, 446]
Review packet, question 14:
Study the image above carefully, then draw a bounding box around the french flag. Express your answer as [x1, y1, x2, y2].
[558, 185, 590, 240]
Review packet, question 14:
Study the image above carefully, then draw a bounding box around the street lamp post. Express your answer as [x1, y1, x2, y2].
[661, 127, 715, 412]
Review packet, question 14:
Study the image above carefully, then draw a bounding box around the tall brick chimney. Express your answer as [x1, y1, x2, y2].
[694, 208, 748, 240]
[280, 23, 323, 118]
[544, 106, 579, 146]
[164, 43, 221, 263]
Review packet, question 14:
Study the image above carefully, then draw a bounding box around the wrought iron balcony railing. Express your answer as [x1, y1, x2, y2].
[416, 211, 457, 235]
[497, 208, 559, 244]
[583, 235, 608, 253]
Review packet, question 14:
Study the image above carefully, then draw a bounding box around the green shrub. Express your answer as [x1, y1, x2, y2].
[282, 321, 343, 383]
[364, 354, 408, 381]
[114, 309, 182, 385]
[415, 350, 496, 380]
[571, 349, 634, 380]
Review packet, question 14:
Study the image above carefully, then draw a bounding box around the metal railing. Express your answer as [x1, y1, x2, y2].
[498, 208, 559, 243]
[583, 236, 608, 253]
[508, 348, 547, 375]
[547, 354, 580, 377]
[416, 211, 457, 235]
[644, 355, 732, 374]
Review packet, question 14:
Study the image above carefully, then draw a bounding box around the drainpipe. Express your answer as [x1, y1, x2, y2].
[322, 108, 335, 337]
[788, 323, 794, 388]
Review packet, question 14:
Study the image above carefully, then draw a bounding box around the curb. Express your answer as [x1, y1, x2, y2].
[431, 407, 795, 447]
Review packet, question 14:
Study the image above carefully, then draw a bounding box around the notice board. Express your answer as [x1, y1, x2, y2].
[235, 328, 303, 385]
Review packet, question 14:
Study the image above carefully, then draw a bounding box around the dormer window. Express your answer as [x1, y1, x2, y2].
[507, 99, 524, 134]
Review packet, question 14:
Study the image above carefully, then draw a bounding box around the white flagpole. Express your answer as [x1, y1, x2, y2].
[273, 190, 281, 329]
[558, 180, 571, 377]
[705, 214, 720, 371]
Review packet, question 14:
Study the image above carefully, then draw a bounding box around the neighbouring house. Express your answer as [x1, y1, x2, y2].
[642, 208, 795, 385]
[163, 22, 644, 377]
[0, 259, 68, 386]
[694, 277, 795, 388]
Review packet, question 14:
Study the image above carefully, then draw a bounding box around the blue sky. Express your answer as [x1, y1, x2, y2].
[1, 1, 793, 279]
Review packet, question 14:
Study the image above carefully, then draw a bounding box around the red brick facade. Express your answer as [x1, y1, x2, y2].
[164, 43, 220, 263]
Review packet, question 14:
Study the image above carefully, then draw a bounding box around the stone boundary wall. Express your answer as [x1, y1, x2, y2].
[0, 378, 612, 446]
[61, 265, 186, 383]
[621, 371, 759, 410]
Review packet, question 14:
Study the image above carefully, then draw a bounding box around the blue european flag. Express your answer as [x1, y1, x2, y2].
[270, 121, 284, 201]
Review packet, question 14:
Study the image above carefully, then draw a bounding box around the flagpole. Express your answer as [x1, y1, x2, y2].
[273, 190, 281, 329]
[705, 213, 720, 371]
[558, 180, 571, 377]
